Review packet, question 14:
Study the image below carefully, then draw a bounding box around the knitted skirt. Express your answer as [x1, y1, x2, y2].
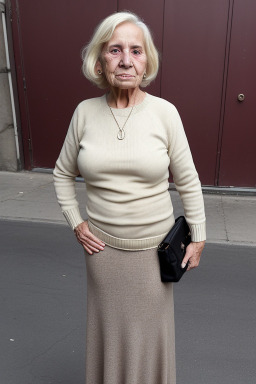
[84, 245, 176, 384]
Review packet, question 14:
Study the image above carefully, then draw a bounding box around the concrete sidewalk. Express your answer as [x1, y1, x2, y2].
[0, 170, 255, 246]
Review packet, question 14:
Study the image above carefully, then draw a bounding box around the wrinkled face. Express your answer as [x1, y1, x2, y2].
[99, 22, 147, 89]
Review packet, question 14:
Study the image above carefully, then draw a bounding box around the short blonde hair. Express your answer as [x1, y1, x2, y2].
[82, 11, 159, 89]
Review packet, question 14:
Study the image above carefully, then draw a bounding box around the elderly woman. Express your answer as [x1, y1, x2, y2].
[53, 11, 206, 384]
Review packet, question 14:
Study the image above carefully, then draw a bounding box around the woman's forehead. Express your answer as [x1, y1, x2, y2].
[107, 22, 145, 45]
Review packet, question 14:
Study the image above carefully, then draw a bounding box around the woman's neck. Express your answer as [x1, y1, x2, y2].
[107, 87, 145, 108]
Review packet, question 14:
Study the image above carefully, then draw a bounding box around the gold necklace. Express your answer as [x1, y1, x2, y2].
[108, 105, 134, 140]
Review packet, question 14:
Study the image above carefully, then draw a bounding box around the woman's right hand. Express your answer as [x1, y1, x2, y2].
[74, 221, 105, 255]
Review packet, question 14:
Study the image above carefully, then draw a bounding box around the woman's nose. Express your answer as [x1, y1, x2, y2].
[120, 50, 133, 68]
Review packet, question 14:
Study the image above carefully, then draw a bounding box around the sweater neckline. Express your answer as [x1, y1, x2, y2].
[102, 93, 150, 117]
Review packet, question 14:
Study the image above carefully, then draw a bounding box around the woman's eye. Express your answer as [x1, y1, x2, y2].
[110, 48, 120, 54]
[132, 49, 141, 55]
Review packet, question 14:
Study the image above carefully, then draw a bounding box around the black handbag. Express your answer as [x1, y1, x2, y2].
[158, 216, 191, 282]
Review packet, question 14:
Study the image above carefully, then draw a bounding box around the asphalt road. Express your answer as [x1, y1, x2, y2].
[0, 220, 255, 384]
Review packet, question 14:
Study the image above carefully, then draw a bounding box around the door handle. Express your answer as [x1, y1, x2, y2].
[237, 93, 245, 101]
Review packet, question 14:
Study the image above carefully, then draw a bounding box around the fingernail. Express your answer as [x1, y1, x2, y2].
[181, 262, 186, 269]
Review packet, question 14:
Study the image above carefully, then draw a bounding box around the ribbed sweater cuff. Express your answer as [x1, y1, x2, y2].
[189, 222, 206, 242]
[62, 208, 84, 230]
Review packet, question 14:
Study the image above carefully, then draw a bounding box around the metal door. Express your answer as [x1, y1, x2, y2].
[218, 0, 256, 187]
[8, 0, 256, 186]
[9, 0, 117, 169]
[8, 0, 164, 170]
[161, 0, 230, 186]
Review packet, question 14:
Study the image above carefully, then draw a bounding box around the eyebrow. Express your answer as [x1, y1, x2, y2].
[108, 44, 143, 50]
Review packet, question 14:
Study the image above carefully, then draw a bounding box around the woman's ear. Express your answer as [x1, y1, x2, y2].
[95, 60, 103, 75]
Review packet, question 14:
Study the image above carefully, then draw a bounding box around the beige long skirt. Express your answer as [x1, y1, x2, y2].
[85, 245, 176, 384]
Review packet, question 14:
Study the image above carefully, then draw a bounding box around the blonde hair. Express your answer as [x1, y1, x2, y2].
[82, 11, 159, 89]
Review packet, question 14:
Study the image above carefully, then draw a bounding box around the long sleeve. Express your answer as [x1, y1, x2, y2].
[53, 105, 84, 229]
[168, 108, 206, 242]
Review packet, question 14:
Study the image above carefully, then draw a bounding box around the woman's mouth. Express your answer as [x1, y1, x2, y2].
[115, 74, 135, 79]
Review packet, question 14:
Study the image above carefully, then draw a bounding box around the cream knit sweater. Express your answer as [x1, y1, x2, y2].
[53, 93, 206, 250]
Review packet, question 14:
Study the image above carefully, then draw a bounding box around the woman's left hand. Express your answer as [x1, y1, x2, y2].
[181, 241, 205, 271]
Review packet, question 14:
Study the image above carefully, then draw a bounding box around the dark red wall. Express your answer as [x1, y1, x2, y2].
[218, 0, 256, 187]
[7, 0, 256, 187]
[161, 0, 230, 186]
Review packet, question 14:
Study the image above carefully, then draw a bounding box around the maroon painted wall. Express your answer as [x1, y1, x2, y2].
[218, 0, 256, 187]
[7, 0, 256, 187]
[161, 0, 230, 186]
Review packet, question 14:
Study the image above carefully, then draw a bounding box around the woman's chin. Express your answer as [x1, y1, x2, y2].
[110, 81, 141, 90]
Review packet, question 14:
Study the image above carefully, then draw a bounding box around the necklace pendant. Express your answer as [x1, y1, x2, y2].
[109, 104, 134, 141]
[117, 129, 125, 140]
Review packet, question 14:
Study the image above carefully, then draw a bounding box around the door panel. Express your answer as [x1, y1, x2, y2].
[219, 0, 256, 187]
[13, 0, 116, 168]
[161, 0, 230, 185]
